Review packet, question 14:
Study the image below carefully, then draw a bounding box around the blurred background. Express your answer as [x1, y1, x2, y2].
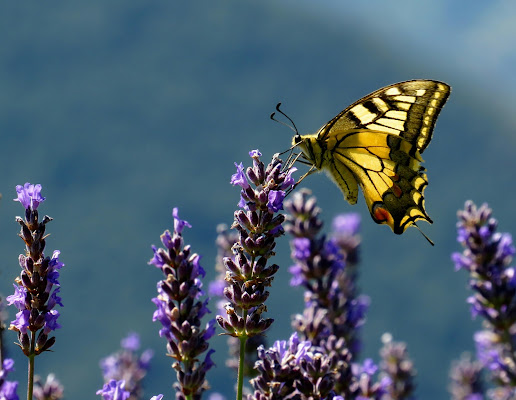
[1, 1, 515, 399]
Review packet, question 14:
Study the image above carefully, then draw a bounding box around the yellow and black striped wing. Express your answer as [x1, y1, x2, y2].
[313, 80, 450, 235]
[321, 128, 430, 234]
[317, 80, 450, 154]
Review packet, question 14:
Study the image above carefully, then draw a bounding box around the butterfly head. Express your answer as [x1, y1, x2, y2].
[292, 134, 302, 146]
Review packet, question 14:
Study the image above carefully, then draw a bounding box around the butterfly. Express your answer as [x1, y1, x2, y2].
[276, 80, 450, 244]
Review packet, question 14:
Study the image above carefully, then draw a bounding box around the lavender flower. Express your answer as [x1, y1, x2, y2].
[7, 183, 63, 358]
[248, 332, 336, 400]
[33, 374, 64, 400]
[217, 150, 294, 341]
[100, 332, 154, 400]
[452, 201, 516, 390]
[217, 150, 295, 399]
[285, 189, 368, 397]
[449, 353, 484, 400]
[379, 333, 416, 400]
[149, 208, 215, 400]
[209, 224, 267, 378]
[0, 359, 19, 400]
[96, 379, 130, 400]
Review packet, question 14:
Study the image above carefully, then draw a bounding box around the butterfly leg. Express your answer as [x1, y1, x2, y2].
[285, 164, 317, 196]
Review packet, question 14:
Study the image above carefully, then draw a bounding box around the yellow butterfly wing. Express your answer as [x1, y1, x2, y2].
[294, 80, 450, 234]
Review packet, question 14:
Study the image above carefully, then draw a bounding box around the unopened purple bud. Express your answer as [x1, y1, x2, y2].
[235, 210, 252, 231]
[257, 190, 268, 206]
[247, 168, 260, 186]
[252, 257, 267, 275]
[224, 257, 241, 275]
[37, 336, 56, 354]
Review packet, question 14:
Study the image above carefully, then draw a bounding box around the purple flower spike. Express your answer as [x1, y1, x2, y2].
[219, 150, 294, 342]
[150, 208, 215, 399]
[284, 189, 365, 397]
[8, 183, 64, 356]
[452, 201, 516, 391]
[14, 182, 45, 210]
[379, 334, 416, 399]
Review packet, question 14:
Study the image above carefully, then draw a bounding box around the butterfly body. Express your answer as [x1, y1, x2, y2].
[292, 80, 450, 235]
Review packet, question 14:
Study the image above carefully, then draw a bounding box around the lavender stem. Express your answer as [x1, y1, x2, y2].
[236, 335, 246, 400]
[27, 333, 35, 400]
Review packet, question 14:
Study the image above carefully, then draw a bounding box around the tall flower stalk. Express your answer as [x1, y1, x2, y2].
[216, 150, 295, 400]
[6, 183, 64, 400]
[285, 189, 368, 397]
[379, 333, 417, 400]
[149, 208, 216, 400]
[452, 200, 516, 397]
[209, 224, 266, 380]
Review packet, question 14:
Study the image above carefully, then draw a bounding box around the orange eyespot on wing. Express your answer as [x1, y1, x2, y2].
[372, 203, 393, 225]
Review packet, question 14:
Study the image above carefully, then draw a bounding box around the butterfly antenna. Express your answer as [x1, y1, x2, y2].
[413, 223, 434, 246]
[270, 103, 299, 135]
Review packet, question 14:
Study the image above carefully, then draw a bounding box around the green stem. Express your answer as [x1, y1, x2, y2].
[236, 334, 247, 400]
[27, 333, 36, 400]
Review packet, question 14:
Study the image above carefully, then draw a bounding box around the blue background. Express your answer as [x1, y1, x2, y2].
[1, 2, 515, 399]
